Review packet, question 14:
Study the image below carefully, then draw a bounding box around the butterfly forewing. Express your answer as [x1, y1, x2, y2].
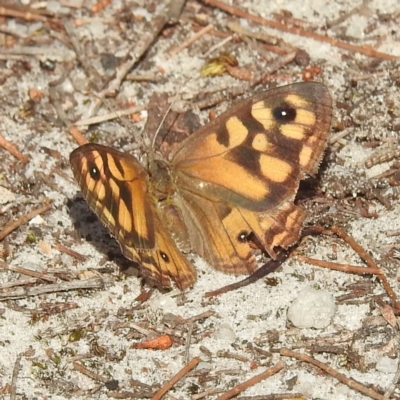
[70, 144, 156, 250]
[70, 144, 196, 290]
[172, 82, 332, 212]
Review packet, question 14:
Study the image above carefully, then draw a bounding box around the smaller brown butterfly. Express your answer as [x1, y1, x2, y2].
[70, 82, 332, 290]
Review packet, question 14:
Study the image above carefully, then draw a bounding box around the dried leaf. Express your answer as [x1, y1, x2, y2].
[380, 304, 397, 328]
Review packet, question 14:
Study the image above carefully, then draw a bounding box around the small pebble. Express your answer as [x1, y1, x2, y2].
[287, 287, 336, 329]
[376, 356, 398, 373]
[213, 323, 236, 342]
[148, 294, 177, 313]
[0, 186, 15, 204]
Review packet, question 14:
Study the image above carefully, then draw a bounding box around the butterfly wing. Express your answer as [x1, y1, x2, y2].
[70, 144, 156, 250]
[70, 144, 196, 289]
[140, 218, 196, 289]
[172, 82, 331, 271]
[180, 187, 306, 273]
[178, 189, 258, 274]
[172, 82, 332, 212]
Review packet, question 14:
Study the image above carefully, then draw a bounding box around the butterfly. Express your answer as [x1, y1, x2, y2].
[70, 82, 332, 290]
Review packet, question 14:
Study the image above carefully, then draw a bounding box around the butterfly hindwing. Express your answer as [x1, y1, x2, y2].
[179, 189, 258, 274]
[140, 214, 196, 289]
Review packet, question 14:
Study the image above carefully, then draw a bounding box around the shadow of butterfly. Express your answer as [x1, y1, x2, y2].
[70, 82, 332, 290]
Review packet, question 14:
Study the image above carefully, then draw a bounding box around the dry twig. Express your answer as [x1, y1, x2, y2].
[0, 3, 48, 22]
[297, 256, 382, 275]
[74, 105, 145, 127]
[0, 261, 58, 283]
[201, 0, 400, 60]
[69, 126, 88, 146]
[73, 362, 110, 384]
[0, 133, 29, 164]
[168, 23, 213, 58]
[152, 357, 200, 400]
[331, 225, 400, 310]
[0, 204, 51, 242]
[216, 361, 285, 400]
[203, 35, 234, 58]
[55, 243, 86, 262]
[10, 353, 23, 400]
[132, 335, 173, 350]
[0, 277, 38, 290]
[87, 14, 170, 118]
[0, 278, 104, 300]
[63, 18, 103, 91]
[281, 348, 387, 400]
[182, 310, 215, 324]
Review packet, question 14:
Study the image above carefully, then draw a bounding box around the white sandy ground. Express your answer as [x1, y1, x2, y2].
[1, 0, 400, 399]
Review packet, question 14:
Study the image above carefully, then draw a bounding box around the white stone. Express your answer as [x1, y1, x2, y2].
[376, 356, 398, 373]
[294, 371, 317, 398]
[287, 287, 336, 329]
[345, 16, 368, 39]
[0, 186, 15, 204]
[29, 215, 45, 225]
[213, 323, 236, 342]
[197, 361, 211, 370]
[148, 294, 178, 313]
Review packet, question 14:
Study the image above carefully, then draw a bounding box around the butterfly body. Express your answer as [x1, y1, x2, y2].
[70, 82, 332, 290]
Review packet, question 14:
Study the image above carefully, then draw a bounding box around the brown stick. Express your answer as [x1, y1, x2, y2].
[216, 361, 285, 400]
[0, 204, 51, 241]
[202, 0, 400, 60]
[0, 4, 47, 22]
[331, 225, 400, 310]
[10, 353, 23, 400]
[0, 261, 57, 283]
[0, 133, 29, 164]
[73, 362, 109, 383]
[168, 24, 214, 58]
[152, 357, 200, 400]
[280, 348, 387, 400]
[0, 278, 104, 300]
[55, 243, 86, 262]
[298, 256, 382, 275]
[69, 126, 88, 146]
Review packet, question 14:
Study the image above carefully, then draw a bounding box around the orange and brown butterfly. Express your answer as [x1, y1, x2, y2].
[70, 82, 332, 290]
